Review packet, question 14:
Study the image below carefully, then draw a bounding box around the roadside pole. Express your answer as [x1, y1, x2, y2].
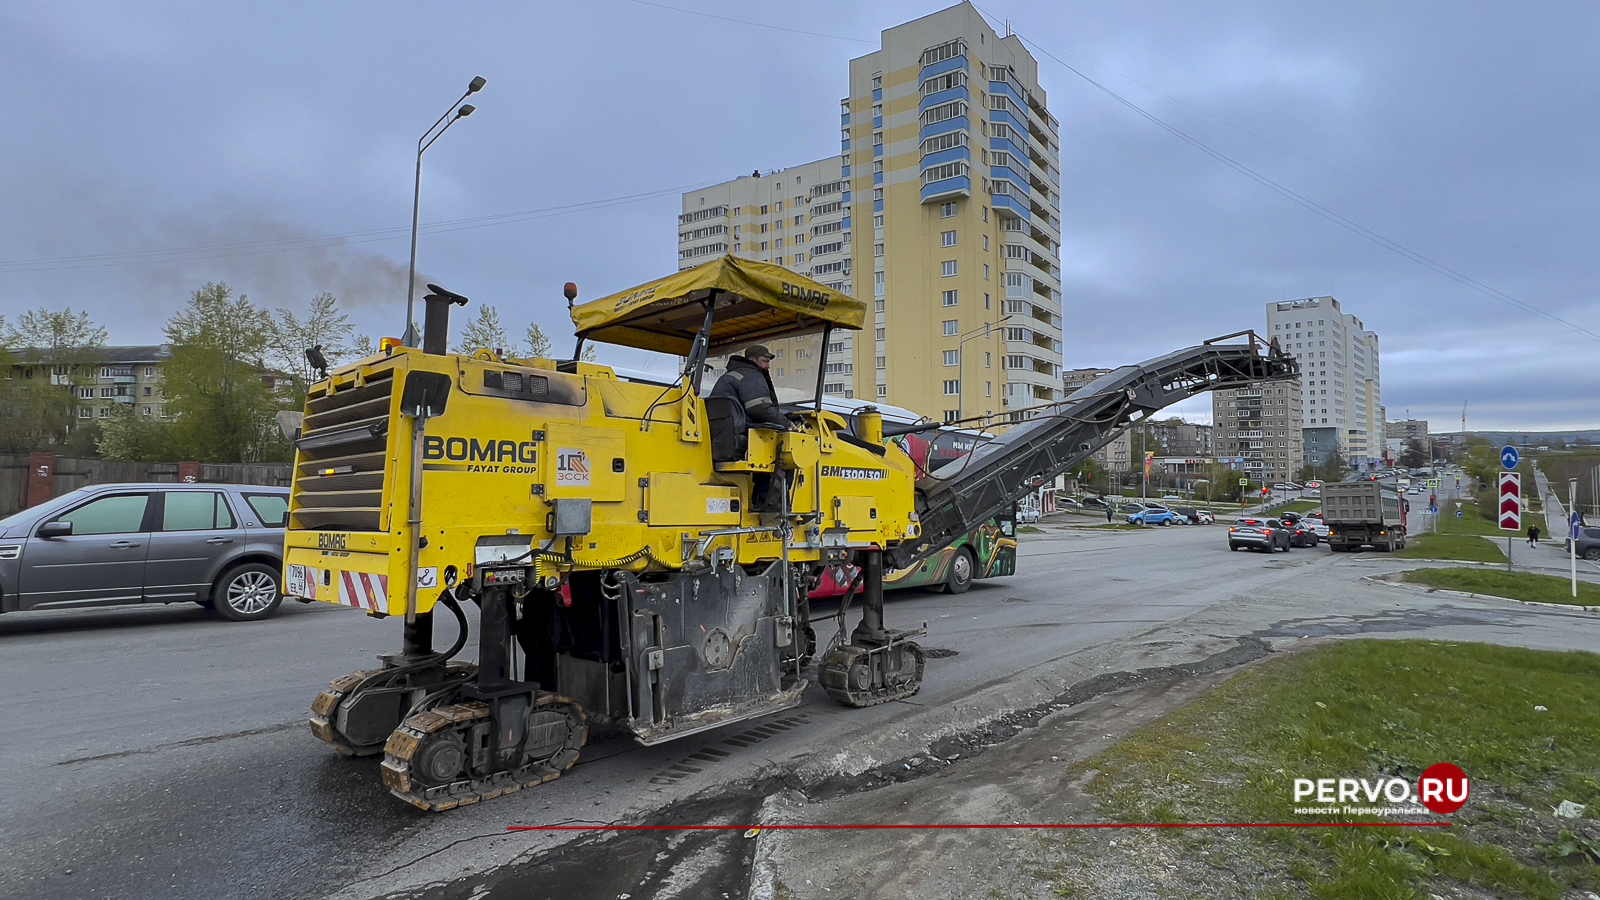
[1572, 479, 1580, 599]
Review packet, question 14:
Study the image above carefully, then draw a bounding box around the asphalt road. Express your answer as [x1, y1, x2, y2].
[4, 516, 1598, 900]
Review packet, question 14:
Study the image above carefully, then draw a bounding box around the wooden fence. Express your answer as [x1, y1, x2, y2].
[1, 453, 292, 517]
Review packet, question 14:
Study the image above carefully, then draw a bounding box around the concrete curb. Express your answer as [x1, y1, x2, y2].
[746, 790, 807, 900]
[1361, 571, 1600, 613]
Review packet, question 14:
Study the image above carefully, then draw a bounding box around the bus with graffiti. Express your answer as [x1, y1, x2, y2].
[809, 399, 1018, 596]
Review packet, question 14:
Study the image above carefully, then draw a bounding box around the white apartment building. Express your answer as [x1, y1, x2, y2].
[1266, 296, 1383, 470]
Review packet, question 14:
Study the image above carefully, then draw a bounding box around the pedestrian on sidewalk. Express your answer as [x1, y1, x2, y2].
[1105, 503, 1113, 523]
[1528, 524, 1541, 545]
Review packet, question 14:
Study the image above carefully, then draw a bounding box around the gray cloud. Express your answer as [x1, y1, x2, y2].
[2, 0, 1595, 431]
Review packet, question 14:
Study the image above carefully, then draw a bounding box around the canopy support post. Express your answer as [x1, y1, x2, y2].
[813, 324, 832, 413]
[685, 291, 720, 396]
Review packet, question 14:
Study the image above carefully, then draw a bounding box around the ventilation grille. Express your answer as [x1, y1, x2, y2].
[292, 370, 395, 532]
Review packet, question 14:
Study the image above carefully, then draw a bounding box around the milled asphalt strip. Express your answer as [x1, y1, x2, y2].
[743, 635, 1275, 899]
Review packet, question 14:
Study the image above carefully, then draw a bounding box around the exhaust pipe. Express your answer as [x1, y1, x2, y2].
[422, 283, 469, 355]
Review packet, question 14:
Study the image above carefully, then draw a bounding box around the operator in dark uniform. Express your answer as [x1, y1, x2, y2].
[709, 345, 790, 509]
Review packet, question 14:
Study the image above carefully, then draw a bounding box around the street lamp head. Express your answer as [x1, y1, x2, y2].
[468, 76, 487, 94]
[456, 104, 475, 118]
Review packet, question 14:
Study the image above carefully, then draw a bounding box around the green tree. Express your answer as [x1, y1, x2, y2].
[162, 283, 285, 463]
[0, 307, 107, 453]
[1317, 447, 1348, 482]
[454, 304, 510, 355]
[98, 406, 179, 461]
[268, 292, 358, 408]
[1399, 439, 1427, 469]
[523, 322, 552, 359]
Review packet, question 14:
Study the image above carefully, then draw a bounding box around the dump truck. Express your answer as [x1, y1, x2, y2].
[284, 255, 1296, 810]
[1323, 480, 1408, 551]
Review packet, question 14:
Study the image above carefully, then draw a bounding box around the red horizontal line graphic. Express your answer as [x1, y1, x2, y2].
[507, 822, 1452, 832]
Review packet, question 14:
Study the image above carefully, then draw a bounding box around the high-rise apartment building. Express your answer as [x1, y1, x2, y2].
[1212, 380, 1304, 485]
[677, 2, 1064, 422]
[1266, 296, 1382, 470]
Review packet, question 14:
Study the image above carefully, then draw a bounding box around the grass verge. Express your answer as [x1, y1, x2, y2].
[1018, 525, 1045, 535]
[1401, 567, 1600, 605]
[1058, 640, 1600, 899]
[1393, 533, 1508, 563]
[1274, 499, 1323, 514]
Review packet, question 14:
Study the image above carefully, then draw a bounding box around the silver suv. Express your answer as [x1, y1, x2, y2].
[0, 483, 289, 621]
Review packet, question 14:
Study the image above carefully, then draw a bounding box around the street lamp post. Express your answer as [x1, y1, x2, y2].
[404, 76, 487, 346]
[952, 316, 1016, 424]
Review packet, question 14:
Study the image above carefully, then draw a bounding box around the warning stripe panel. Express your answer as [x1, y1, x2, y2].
[338, 570, 389, 612]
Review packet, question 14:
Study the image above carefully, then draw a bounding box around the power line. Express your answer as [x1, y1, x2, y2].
[1006, 32, 1600, 345]
[971, 2, 1600, 287]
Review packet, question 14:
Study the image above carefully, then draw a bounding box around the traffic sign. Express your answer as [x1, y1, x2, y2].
[1501, 445, 1520, 470]
[1239, 478, 1248, 485]
[1430, 506, 1439, 515]
[1498, 472, 1522, 531]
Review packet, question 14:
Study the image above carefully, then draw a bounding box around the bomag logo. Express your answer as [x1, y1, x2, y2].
[612, 285, 659, 312]
[318, 532, 348, 551]
[821, 465, 887, 481]
[423, 436, 539, 474]
[781, 281, 832, 309]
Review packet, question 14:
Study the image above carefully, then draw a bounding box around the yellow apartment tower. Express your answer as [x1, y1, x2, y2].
[677, 2, 1063, 423]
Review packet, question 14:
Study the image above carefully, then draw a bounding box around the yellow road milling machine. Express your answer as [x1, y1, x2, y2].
[284, 255, 1295, 810]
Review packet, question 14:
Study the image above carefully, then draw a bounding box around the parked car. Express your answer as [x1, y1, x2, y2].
[1118, 502, 1147, 515]
[1566, 526, 1600, 561]
[1128, 507, 1179, 526]
[1195, 509, 1216, 525]
[1229, 517, 1292, 552]
[1160, 494, 1182, 502]
[1272, 483, 1300, 492]
[1082, 497, 1109, 510]
[1300, 512, 1330, 543]
[1171, 505, 1201, 524]
[1304, 480, 1324, 490]
[0, 483, 289, 621]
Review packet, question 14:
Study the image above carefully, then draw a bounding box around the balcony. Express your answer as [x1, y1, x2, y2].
[920, 175, 971, 204]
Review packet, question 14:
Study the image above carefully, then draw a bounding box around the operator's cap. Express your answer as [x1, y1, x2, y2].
[743, 344, 775, 361]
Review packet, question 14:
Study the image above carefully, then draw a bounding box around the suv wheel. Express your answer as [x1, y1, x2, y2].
[1585, 548, 1600, 561]
[212, 562, 284, 621]
[944, 547, 975, 594]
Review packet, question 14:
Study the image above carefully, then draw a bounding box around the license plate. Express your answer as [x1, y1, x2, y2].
[286, 564, 308, 598]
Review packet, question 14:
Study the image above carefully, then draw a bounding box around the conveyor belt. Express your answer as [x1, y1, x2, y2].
[891, 331, 1297, 570]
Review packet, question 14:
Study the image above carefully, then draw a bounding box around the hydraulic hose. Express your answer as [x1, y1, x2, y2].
[439, 590, 470, 661]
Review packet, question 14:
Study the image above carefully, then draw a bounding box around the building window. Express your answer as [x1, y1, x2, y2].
[942, 290, 958, 306]
[873, 215, 884, 228]
[941, 201, 957, 218]
[983, 235, 989, 251]
[983, 264, 990, 280]
[944, 410, 961, 423]
[876, 356, 886, 369]
[941, 230, 957, 247]
[794, 215, 804, 226]
[942, 320, 959, 336]
[943, 350, 960, 366]
[943, 380, 960, 395]
[985, 352, 991, 367]
[98, 407, 111, 418]
[942, 260, 958, 277]
[875, 327, 885, 339]
[878, 385, 888, 398]
[874, 243, 884, 257]
[984, 292, 991, 309]
[78, 407, 91, 418]
[145, 367, 154, 377]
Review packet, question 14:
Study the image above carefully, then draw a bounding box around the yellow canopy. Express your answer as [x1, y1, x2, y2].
[571, 255, 865, 356]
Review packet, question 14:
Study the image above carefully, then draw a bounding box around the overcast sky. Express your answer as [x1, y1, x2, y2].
[3, 1, 1596, 431]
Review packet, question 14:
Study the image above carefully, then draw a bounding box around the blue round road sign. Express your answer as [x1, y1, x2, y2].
[1501, 445, 1519, 470]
